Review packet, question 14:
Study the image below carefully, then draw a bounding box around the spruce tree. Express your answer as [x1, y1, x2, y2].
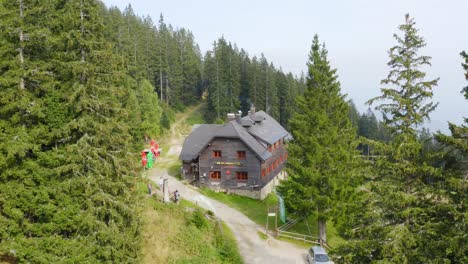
[432, 52, 467, 263]
[277, 35, 359, 243]
[337, 14, 447, 263]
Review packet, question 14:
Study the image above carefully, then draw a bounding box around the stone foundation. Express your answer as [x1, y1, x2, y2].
[210, 170, 287, 200]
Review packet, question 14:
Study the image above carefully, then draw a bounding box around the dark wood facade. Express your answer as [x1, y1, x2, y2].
[183, 137, 287, 190]
[180, 109, 290, 198]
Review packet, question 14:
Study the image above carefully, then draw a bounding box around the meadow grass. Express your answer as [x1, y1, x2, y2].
[139, 180, 241, 264]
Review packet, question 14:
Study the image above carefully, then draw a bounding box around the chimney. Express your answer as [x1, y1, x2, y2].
[235, 110, 242, 122]
[227, 113, 235, 122]
[250, 106, 255, 115]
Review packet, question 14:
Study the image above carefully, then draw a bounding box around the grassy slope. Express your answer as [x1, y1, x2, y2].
[140, 104, 242, 263]
[139, 180, 241, 264]
[199, 188, 345, 248]
[199, 188, 279, 228]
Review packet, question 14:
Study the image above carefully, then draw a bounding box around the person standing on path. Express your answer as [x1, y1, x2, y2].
[174, 190, 180, 204]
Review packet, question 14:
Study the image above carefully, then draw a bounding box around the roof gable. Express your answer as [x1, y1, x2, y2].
[179, 111, 289, 161]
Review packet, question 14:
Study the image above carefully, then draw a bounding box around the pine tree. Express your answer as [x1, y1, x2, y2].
[277, 35, 359, 243]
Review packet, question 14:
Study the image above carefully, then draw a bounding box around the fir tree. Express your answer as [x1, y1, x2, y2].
[337, 14, 449, 263]
[432, 51, 467, 263]
[277, 35, 359, 243]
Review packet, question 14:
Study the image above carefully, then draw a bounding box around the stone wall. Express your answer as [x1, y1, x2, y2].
[209, 170, 288, 200]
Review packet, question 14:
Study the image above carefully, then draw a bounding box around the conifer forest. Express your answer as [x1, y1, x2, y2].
[0, 1, 466, 263]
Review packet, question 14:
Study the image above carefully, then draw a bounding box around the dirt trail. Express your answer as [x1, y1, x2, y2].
[148, 105, 306, 264]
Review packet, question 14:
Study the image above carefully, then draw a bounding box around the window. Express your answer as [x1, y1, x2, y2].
[267, 166, 270, 174]
[276, 160, 279, 167]
[236, 172, 248, 181]
[268, 145, 272, 152]
[280, 156, 283, 163]
[210, 171, 221, 180]
[274, 142, 277, 149]
[271, 163, 274, 171]
[262, 169, 266, 178]
[212, 150, 222, 158]
[237, 151, 246, 159]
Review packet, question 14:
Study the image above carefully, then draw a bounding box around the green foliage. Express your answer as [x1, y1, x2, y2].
[186, 106, 207, 125]
[135, 79, 162, 138]
[199, 188, 278, 228]
[214, 222, 243, 263]
[368, 14, 439, 136]
[160, 105, 175, 131]
[430, 51, 468, 264]
[257, 231, 268, 240]
[189, 209, 208, 229]
[141, 189, 241, 264]
[277, 35, 361, 242]
[0, 1, 171, 262]
[336, 14, 466, 263]
[461, 51, 468, 98]
[203, 37, 305, 126]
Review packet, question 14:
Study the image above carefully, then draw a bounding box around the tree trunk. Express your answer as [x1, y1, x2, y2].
[19, 0, 25, 89]
[159, 50, 163, 102]
[80, 0, 85, 63]
[318, 219, 327, 245]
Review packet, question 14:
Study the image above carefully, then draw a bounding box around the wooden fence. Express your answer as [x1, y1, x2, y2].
[276, 219, 331, 250]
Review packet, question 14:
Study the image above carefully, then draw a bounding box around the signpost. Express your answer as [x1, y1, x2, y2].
[266, 207, 278, 235]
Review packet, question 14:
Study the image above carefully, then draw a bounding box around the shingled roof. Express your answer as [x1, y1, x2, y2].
[179, 111, 290, 162]
[242, 111, 291, 145]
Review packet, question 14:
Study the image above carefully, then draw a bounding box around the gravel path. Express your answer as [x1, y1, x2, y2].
[148, 105, 307, 264]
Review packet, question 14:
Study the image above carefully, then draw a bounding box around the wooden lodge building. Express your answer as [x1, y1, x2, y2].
[179, 107, 291, 199]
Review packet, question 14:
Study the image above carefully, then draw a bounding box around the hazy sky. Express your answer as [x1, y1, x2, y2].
[102, 0, 467, 132]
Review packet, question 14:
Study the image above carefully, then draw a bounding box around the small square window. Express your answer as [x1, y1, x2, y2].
[213, 150, 222, 158]
[210, 171, 221, 180]
[236, 172, 248, 181]
[237, 151, 246, 159]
